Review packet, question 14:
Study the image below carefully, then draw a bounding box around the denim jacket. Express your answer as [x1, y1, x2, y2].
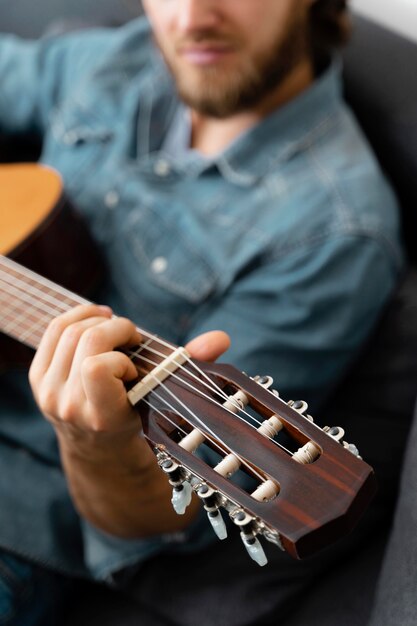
[0, 18, 403, 580]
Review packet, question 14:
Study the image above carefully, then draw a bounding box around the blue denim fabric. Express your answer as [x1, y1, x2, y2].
[0, 17, 404, 582]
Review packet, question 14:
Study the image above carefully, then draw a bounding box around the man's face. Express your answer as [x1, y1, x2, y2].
[142, 0, 313, 118]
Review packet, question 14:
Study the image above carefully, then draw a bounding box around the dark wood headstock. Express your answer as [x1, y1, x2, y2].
[138, 359, 376, 560]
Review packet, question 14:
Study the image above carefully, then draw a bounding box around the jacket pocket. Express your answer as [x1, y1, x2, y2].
[108, 195, 218, 338]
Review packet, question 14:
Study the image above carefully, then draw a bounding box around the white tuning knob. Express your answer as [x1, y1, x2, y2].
[241, 533, 268, 566]
[207, 510, 228, 540]
[171, 482, 192, 515]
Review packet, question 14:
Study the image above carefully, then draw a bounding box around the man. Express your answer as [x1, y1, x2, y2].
[0, 1, 403, 624]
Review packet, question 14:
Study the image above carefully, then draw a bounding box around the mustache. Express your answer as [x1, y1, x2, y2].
[175, 29, 238, 48]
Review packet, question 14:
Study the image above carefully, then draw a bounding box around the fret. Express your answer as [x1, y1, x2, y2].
[19, 317, 50, 346]
[2, 267, 82, 315]
[0, 255, 178, 366]
[0, 291, 39, 339]
[0, 254, 88, 349]
[1, 299, 55, 348]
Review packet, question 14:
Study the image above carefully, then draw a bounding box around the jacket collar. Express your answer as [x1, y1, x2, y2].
[147, 56, 344, 185]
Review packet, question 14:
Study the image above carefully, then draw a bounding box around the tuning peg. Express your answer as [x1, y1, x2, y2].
[196, 484, 228, 540]
[343, 441, 362, 459]
[288, 399, 309, 414]
[207, 510, 228, 540]
[323, 426, 345, 441]
[171, 482, 192, 515]
[232, 510, 268, 567]
[159, 457, 192, 515]
[253, 375, 274, 389]
[241, 534, 268, 567]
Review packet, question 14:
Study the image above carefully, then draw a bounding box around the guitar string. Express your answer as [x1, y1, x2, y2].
[0, 269, 232, 415]
[0, 261, 267, 423]
[0, 256, 255, 412]
[1, 257, 234, 412]
[128, 342, 276, 430]
[0, 255, 90, 306]
[132, 350, 293, 456]
[0, 262, 255, 424]
[142, 376, 269, 484]
[0, 279, 291, 464]
[142, 398, 256, 481]
[0, 267, 229, 405]
[135, 393, 229, 468]
[0, 280, 274, 484]
[0, 266, 294, 456]
[0, 268, 235, 410]
[0, 276, 292, 458]
[0, 261, 293, 454]
[140, 396, 271, 490]
[0, 261, 272, 485]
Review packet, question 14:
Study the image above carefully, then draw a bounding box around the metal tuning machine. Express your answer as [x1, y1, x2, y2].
[158, 455, 192, 515]
[231, 509, 268, 567]
[196, 483, 228, 540]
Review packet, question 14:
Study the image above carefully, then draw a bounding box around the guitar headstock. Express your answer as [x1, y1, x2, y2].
[132, 356, 376, 565]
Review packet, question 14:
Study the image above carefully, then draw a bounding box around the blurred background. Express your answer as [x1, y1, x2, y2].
[1, 0, 416, 41]
[0, 0, 141, 37]
[351, 0, 417, 42]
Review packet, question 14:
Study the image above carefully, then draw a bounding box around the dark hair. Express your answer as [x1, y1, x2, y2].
[310, 0, 351, 60]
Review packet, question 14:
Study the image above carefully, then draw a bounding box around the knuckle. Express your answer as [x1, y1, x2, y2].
[61, 324, 82, 346]
[89, 414, 106, 433]
[37, 386, 57, 414]
[82, 326, 105, 350]
[59, 399, 79, 424]
[82, 356, 106, 381]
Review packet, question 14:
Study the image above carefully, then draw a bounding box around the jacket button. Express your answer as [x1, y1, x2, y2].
[151, 256, 168, 274]
[154, 159, 171, 177]
[63, 130, 78, 144]
[105, 190, 119, 208]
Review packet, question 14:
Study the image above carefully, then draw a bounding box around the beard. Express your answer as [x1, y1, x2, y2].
[155, 11, 309, 118]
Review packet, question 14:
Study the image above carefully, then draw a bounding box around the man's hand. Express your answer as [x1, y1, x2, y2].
[29, 304, 230, 538]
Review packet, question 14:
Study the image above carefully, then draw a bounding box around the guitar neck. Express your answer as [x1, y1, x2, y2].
[0, 254, 176, 376]
[0, 254, 88, 350]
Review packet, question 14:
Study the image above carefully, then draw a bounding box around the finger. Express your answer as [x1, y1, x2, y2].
[45, 315, 121, 387]
[31, 304, 112, 380]
[72, 316, 142, 366]
[185, 331, 231, 362]
[80, 351, 139, 431]
[30, 316, 117, 418]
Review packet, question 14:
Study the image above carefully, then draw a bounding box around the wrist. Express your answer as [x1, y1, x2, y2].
[56, 425, 155, 472]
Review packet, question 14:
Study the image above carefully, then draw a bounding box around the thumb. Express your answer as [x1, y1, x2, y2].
[185, 331, 231, 363]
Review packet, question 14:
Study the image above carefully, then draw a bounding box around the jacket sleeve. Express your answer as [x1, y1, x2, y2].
[0, 28, 118, 138]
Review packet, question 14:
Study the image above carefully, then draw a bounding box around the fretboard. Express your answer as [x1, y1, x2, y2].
[0, 254, 88, 349]
[0, 255, 176, 376]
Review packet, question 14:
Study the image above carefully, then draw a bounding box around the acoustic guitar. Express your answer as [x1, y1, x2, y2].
[0, 163, 376, 566]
